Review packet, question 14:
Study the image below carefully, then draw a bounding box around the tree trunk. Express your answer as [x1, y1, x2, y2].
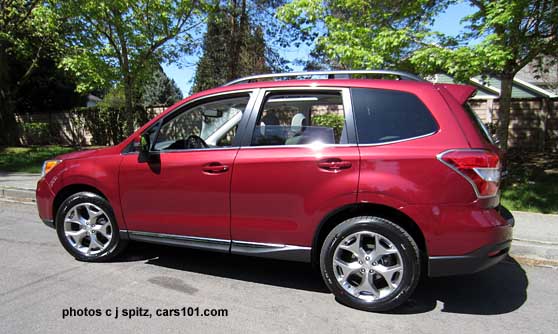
[120, 38, 135, 136]
[123, 73, 135, 136]
[496, 74, 514, 151]
[0, 45, 20, 146]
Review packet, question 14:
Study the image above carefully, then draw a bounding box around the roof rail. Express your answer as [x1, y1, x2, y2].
[223, 70, 425, 86]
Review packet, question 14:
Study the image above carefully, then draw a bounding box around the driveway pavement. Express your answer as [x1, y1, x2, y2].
[1, 201, 557, 333]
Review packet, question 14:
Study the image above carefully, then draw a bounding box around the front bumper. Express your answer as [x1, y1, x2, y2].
[428, 205, 514, 277]
[41, 219, 55, 229]
[36, 177, 55, 225]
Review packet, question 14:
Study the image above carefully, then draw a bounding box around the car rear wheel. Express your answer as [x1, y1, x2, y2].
[55, 192, 127, 262]
[320, 216, 420, 312]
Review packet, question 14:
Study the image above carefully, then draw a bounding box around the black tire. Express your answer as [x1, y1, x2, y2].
[55, 192, 128, 262]
[320, 216, 420, 312]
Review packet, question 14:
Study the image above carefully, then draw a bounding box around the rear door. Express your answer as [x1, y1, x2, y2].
[230, 88, 360, 256]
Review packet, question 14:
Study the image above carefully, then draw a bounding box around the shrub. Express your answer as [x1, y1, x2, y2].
[312, 113, 345, 142]
[20, 122, 51, 145]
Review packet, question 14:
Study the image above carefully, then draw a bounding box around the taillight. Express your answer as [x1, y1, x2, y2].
[437, 149, 501, 198]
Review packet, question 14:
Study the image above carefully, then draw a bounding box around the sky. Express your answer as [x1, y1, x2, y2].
[162, 2, 475, 96]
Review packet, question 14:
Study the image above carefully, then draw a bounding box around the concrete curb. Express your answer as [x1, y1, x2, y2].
[510, 239, 558, 262]
[0, 186, 35, 202]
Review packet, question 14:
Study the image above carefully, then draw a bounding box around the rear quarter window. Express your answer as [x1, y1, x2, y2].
[351, 88, 438, 144]
[463, 103, 495, 145]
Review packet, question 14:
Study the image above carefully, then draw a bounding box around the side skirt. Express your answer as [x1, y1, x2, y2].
[128, 231, 230, 253]
[127, 231, 311, 263]
[231, 240, 311, 263]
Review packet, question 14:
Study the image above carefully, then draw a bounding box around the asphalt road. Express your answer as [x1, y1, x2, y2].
[1, 201, 557, 334]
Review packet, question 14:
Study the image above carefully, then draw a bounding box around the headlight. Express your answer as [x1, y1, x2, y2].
[41, 160, 62, 177]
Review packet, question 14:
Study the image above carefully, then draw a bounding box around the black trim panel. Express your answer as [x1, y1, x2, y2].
[41, 219, 55, 229]
[428, 240, 512, 277]
[231, 241, 311, 263]
[126, 231, 312, 262]
[128, 231, 230, 253]
[119, 230, 130, 240]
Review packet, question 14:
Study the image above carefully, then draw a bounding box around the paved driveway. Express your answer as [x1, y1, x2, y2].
[1, 201, 557, 333]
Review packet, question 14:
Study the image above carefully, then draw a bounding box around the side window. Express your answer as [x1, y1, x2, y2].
[351, 88, 438, 144]
[154, 95, 249, 150]
[251, 92, 347, 146]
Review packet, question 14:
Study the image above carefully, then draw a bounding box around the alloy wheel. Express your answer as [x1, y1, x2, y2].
[332, 231, 404, 301]
[63, 203, 113, 256]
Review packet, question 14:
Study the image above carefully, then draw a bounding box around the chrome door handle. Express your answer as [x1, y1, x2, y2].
[202, 162, 229, 174]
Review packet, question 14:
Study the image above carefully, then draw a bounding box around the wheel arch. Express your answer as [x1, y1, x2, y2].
[52, 184, 108, 225]
[312, 203, 428, 266]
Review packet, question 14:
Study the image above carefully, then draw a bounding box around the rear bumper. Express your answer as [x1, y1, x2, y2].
[428, 205, 514, 277]
[428, 239, 511, 277]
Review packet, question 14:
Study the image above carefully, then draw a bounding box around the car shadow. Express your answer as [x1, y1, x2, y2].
[392, 256, 528, 315]
[118, 242, 329, 293]
[117, 243, 528, 314]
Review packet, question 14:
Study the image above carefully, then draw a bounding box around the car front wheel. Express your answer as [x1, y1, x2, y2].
[55, 192, 127, 262]
[320, 216, 421, 312]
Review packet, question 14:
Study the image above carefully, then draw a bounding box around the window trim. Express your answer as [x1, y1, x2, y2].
[125, 89, 259, 155]
[239, 87, 357, 148]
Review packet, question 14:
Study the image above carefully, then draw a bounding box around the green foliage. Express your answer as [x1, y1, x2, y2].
[312, 113, 345, 141]
[19, 122, 51, 146]
[278, 0, 558, 77]
[0, 0, 70, 145]
[59, 0, 204, 134]
[278, 0, 447, 70]
[0, 146, 75, 173]
[500, 150, 558, 214]
[279, 0, 558, 150]
[0, 1, 62, 61]
[79, 103, 128, 146]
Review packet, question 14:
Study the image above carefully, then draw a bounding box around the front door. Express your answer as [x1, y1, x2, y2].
[119, 93, 254, 242]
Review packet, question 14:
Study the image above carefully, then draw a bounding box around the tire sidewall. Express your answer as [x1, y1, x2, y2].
[55, 192, 123, 262]
[320, 217, 420, 312]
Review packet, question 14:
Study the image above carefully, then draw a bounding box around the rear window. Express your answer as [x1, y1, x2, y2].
[351, 88, 438, 144]
[463, 103, 495, 144]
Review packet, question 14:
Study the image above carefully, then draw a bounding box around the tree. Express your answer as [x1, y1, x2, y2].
[139, 65, 183, 107]
[0, 0, 63, 145]
[279, 0, 558, 150]
[60, 0, 203, 135]
[191, 0, 290, 92]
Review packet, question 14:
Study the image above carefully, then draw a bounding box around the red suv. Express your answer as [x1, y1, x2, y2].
[36, 71, 514, 312]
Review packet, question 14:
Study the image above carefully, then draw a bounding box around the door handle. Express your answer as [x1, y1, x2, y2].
[317, 159, 352, 171]
[202, 162, 229, 174]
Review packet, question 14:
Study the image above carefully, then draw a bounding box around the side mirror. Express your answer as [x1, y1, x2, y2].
[138, 133, 151, 162]
[140, 133, 151, 153]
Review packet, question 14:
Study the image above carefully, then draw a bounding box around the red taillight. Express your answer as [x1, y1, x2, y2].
[438, 149, 501, 198]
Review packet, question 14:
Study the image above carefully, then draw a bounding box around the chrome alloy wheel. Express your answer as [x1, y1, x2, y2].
[63, 203, 113, 256]
[333, 231, 404, 301]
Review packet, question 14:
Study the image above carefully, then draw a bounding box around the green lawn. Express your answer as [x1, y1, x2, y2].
[0, 146, 77, 173]
[500, 151, 558, 214]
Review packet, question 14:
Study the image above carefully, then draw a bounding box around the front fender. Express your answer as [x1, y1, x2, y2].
[60, 155, 126, 230]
